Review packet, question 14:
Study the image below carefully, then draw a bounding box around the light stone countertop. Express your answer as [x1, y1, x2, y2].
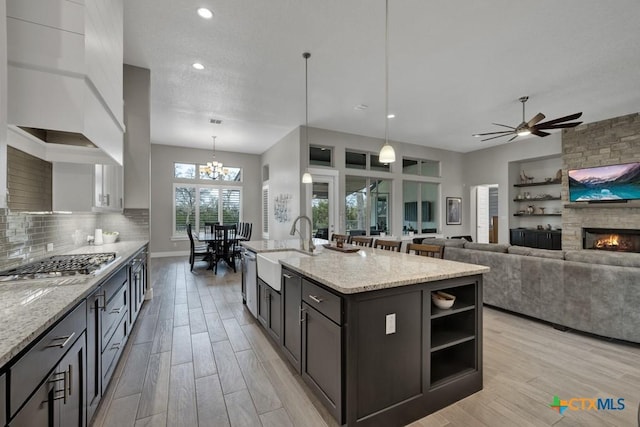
[242, 239, 489, 294]
[0, 240, 149, 367]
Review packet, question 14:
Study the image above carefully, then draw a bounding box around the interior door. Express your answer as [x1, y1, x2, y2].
[476, 186, 489, 243]
[306, 169, 339, 239]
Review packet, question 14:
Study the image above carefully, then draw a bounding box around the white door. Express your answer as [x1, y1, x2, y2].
[305, 169, 339, 240]
[476, 186, 490, 243]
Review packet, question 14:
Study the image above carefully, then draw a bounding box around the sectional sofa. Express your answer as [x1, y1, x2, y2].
[426, 238, 640, 343]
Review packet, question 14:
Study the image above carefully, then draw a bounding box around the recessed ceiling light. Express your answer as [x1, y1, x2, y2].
[387, 114, 396, 119]
[192, 62, 205, 70]
[354, 104, 368, 111]
[197, 8, 213, 19]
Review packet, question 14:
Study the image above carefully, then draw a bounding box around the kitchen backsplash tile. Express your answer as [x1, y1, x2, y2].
[0, 209, 149, 270]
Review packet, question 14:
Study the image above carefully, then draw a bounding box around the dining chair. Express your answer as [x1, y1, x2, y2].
[187, 223, 211, 271]
[331, 233, 351, 244]
[374, 239, 403, 252]
[405, 243, 444, 258]
[212, 224, 238, 274]
[351, 236, 373, 247]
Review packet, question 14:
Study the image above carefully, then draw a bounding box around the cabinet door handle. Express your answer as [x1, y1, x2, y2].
[49, 369, 69, 403]
[68, 364, 73, 397]
[110, 306, 124, 314]
[46, 332, 75, 349]
[308, 295, 323, 304]
[283, 273, 292, 279]
[96, 291, 107, 311]
[299, 306, 306, 322]
[111, 342, 122, 351]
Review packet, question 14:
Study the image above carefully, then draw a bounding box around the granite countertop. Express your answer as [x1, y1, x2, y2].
[0, 240, 149, 367]
[242, 239, 489, 294]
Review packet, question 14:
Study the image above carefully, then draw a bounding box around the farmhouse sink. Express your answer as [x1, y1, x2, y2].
[257, 250, 311, 291]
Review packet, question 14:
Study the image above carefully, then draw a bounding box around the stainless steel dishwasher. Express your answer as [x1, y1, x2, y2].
[242, 250, 257, 317]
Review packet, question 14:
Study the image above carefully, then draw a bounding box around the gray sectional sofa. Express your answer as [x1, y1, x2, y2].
[426, 238, 640, 343]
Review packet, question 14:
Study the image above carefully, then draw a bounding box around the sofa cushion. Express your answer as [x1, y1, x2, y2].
[564, 250, 640, 268]
[508, 246, 565, 260]
[422, 238, 466, 248]
[463, 242, 509, 253]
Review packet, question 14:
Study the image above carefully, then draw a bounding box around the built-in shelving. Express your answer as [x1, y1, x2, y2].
[513, 213, 562, 217]
[513, 180, 561, 188]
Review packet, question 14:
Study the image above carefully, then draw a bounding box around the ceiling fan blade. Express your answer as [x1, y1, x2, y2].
[480, 133, 512, 142]
[473, 130, 514, 137]
[536, 112, 583, 127]
[531, 129, 551, 137]
[534, 121, 583, 130]
[526, 113, 545, 127]
[492, 123, 517, 130]
[507, 135, 518, 142]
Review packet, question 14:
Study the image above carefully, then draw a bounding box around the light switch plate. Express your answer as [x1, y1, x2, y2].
[385, 313, 396, 335]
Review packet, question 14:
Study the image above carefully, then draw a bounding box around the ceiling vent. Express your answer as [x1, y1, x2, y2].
[210, 119, 223, 125]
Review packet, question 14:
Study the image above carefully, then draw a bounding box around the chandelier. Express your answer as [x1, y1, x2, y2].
[205, 136, 228, 179]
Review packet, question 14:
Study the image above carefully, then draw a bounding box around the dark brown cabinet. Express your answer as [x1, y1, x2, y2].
[282, 270, 302, 371]
[86, 289, 102, 422]
[129, 248, 147, 326]
[1, 372, 6, 427]
[301, 301, 342, 421]
[510, 228, 561, 250]
[257, 279, 281, 341]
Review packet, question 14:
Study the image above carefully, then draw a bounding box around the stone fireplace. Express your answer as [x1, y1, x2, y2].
[583, 228, 640, 253]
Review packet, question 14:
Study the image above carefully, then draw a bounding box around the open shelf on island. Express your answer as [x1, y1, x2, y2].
[430, 340, 476, 387]
[431, 303, 475, 319]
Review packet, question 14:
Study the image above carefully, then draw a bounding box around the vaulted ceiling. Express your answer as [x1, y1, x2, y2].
[123, 0, 640, 154]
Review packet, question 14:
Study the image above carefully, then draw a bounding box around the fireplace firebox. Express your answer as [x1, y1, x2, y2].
[583, 228, 640, 253]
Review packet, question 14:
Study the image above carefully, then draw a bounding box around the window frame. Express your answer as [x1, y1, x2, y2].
[401, 157, 440, 177]
[172, 182, 243, 239]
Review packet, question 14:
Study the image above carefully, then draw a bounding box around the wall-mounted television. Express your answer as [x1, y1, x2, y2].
[568, 162, 640, 202]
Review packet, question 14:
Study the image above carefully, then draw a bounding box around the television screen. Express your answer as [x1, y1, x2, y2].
[568, 162, 640, 202]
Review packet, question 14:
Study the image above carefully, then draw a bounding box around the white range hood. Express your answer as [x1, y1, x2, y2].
[6, 0, 125, 165]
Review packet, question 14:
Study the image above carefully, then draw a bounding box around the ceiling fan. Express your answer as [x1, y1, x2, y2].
[473, 96, 583, 142]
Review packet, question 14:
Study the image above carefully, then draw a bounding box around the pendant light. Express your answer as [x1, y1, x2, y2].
[301, 52, 313, 184]
[378, 0, 396, 164]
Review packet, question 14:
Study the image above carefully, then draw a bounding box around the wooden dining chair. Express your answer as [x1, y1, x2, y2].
[374, 239, 403, 252]
[405, 243, 444, 258]
[212, 224, 238, 274]
[187, 223, 211, 271]
[351, 236, 373, 247]
[331, 233, 351, 244]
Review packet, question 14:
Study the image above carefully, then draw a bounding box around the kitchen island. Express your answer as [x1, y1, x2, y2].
[241, 240, 489, 426]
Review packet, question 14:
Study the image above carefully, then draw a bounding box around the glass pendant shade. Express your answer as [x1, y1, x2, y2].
[379, 142, 396, 164]
[302, 171, 313, 184]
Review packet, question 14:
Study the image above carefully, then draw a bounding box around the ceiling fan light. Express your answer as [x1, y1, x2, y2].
[302, 171, 313, 184]
[379, 142, 396, 164]
[517, 129, 531, 137]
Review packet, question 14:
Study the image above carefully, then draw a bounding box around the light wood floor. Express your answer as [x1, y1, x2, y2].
[93, 256, 640, 427]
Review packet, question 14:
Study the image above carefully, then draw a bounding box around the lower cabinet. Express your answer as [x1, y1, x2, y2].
[9, 303, 87, 427]
[301, 301, 342, 421]
[1, 372, 6, 427]
[129, 248, 147, 327]
[86, 289, 103, 422]
[257, 279, 281, 341]
[282, 270, 302, 371]
[510, 228, 561, 250]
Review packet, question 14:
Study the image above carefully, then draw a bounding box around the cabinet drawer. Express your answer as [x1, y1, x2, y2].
[103, 266, 128, 302]
[9, 300, 86, 416]
[102, 284, 127, 348]
[102, 314, 127, 393]
[302, 280, 342, 325]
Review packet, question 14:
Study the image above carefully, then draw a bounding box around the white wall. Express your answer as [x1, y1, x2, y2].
[260, 127, 302, 240]
[149, 144, 262, 255]
[462, 134, 562, 244]
[1, 0, 8, 208]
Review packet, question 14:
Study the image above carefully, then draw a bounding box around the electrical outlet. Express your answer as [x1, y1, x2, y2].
[46, 243, 54, 252]
[385, 313, 396, 335]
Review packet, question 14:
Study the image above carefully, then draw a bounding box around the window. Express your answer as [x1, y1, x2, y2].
[345, 150, 391, 172]
[175, 163, 196, 179]
[403, 181, 439, 234]
[345, 176, 391, 235]
[309, 145, 333, 167]
[402, 158, 440, 177]
[174, 162, 242, 181]
[173, 184, 242, 236]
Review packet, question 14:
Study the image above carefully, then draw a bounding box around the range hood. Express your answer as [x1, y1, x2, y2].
[6, 0, 125, 165]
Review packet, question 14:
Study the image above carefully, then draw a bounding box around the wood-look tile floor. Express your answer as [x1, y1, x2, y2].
[93, 257, 640, 427]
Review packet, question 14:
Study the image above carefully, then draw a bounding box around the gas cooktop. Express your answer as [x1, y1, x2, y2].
[0, 253, 117, 281]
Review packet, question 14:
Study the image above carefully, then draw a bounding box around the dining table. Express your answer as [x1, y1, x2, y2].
[197, 230, 241, 271]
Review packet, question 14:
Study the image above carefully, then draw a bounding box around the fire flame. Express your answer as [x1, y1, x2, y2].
[595, 234, 619, 248]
